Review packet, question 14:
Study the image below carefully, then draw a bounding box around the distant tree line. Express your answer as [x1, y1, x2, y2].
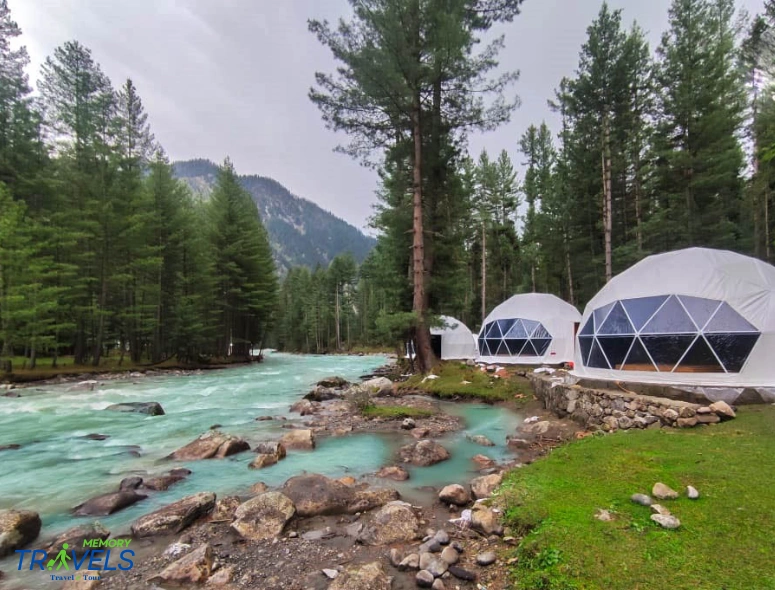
[0, 1, 277, 368]
[278, 0, 775, 363]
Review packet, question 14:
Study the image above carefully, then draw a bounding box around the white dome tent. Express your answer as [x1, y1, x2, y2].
[477, 293, 581, 365]
[573, 247, 775, 387]
[407, 316, 477, 360]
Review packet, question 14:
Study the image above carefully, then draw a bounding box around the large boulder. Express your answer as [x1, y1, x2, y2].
[73, 490, 147, 516]
[399, 440, 450, 467]
[105, 402, 164, 416]
[0, 510, 41, 557]
[290, 399, 318, 415]
[358, 501, 421, 546]
[361, 377, 394, 397]
[41, 523, 109, 558]
[255, 441, 286, 459]
[168, 431, 249, 461]
[131, 492, 216, 538]
[348, 488, 401, 513]
[439, 484, 470, 506]
[470, 503, 503, 536]
[470, 473, 503, 499]
[249, 454, 278, 469]
[280, 429, 315, 450]
[304, 386, 343, 402]
[148, 543, 213, 586]
[376, 465, 410, 481]
[140, 468, 192, 491]
[230, 492, 295, 541]
[283, 474, 354, 516]
[317, 376, 350, 389]
[329, 562, 392, 590]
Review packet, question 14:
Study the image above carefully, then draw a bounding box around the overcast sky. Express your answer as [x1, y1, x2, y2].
[10, 0, 765, 232]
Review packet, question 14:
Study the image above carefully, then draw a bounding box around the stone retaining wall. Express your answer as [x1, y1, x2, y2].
[529, 373, 731, 431]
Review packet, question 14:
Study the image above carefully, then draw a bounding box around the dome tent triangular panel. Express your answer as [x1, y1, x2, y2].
[477, 293, 582, 365]
[432, 316, 478, 360]
[573, 247, 775, 386]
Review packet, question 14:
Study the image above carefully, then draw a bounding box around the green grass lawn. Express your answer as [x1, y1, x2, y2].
[361, 405, 434, 419]
[499, 405, 775, 590]
[398, 362, 532, 402]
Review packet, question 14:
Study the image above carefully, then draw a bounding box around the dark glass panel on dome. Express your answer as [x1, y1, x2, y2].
[593, 302, 616, 331]
[641, 296, 696, 334]
[533, 338, 551, 356]
[598, 336, 635, 370]
[478, 338, 490, 356]
[522, 319, 539, 337]
[484, 322, 501, 338]
[578, 336, 593, 365]
[587, 338, 610, 368]
[621, 337, 657, 371]
[579, 316, 595, 336]
[677, 296, 722, 331]
[521, 340, 538, 356]
[704, 302, 758, 333]
[532, 324, 551, 339]
[485, 339, 502, 355]
[504, 320, 528, 339]
[495, 340, 510, 356]
[706, 333, 760, 372]
[641, 335, 695, 371]
[598, 301, 635, 335]
[496, 318, 516, 336]
[674, 336, 724, 373]
[621, 295, 668, 331]
[505, 339, 527, 355]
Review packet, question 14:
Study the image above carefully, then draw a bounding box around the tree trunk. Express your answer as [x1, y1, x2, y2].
[481, 222, 486, 323]
[602, 114, 613, 282]
[411, 93, 433, 373]
[564, 231, 574, 305]
[634, 152, 643, 253]
[335, 286, 341, 350]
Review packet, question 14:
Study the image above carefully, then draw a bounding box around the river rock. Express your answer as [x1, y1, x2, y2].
[466, 434, 495, 447]
[470, 472, 503, 499]
[376, 465, 409, 481]
[696, 413, 721, 424]
[652, 482, 679, 500]
[329, 562, 392, 590]
[440, 546, 459, 565]
[472, 454, 496, 468]
[348, 487, 401, 513]
[73, 490, 147, 516]
[290, 399, 318, 415]
[650, 504, 671, 516]
[687, 485, 700, 499]
[0, 510, 41, 557]
[438, 484, 470, 506]
[149, 543, 213, 586]
[434, 529, 449, 545]
[448, 566, 477, 582]
[419, 552, 448, 577]
[399, 440, 450, 466]
[119, 476, 143, 490]
[416, 570, 435, 588]
[230, 492, 295, 541]
[255, 441, 287, 459]
[61, 578, 100, 590]
[41, 523, 109, 557]
[131, 492, 216, 537]
[0, 444, 21, 451]
[476, 551, 497, 566]
[212, 495, 242, 521]
[470, 504, 503, 536]
[361, 377, 394, 396]
[282, 474, 353, 516]
[650, 513, 681, 529]
[168, 431, 249, 461]
[280, 429, 315, 450]
[399, 553, 420, 571]
[304, 386, 343, 402]
[141, 469, 192, 491]
[630, 493, 652, 507]
[250, 482, 268, 495]
[82, 433, 110, 441]
[105, 401, 165, 416]
[418, 539, 441, 554]
[249, 453, 278, 469]
[432, 580, 446, 590]
[317, 376, 350, 388]
[710, 400, 735, 419]
[411, 427, 430, 439]
[358, 501, 421, 545]
[208, 565, 235, 586]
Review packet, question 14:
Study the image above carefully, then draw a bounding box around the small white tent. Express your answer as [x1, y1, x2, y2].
[477, 294, 581, 365]
[407, 316, 478, 360]
[573, 247, 775, 387]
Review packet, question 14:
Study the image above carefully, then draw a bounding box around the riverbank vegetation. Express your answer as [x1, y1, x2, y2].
[499, 405, 775, 590]
[398, 362, 532, 402]
[0, 2, 277, 372]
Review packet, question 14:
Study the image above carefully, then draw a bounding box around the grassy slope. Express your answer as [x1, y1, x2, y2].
[362, 405, 434, 419]
[500, 405, 775, 590]
[398, 362, 533, 402]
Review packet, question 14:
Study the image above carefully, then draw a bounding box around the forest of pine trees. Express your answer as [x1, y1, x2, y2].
[0, 1, 277, 368]
[275, 0, 775, 361]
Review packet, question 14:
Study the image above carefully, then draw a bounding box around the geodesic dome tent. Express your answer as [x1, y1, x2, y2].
[407, 316, 478, 360]
[477, 293, 582, 365]
[573, 247, 775, 387]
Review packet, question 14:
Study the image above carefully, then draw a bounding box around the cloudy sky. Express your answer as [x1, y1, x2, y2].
[10, 0, 765, 232]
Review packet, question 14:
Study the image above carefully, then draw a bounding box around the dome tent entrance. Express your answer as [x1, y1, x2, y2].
[573, 247, 775, 387]
[477, 293, 581, 365]
[407, 316, 477, 360]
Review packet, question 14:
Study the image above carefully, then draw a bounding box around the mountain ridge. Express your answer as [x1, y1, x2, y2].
[172, 159, 375, 273]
